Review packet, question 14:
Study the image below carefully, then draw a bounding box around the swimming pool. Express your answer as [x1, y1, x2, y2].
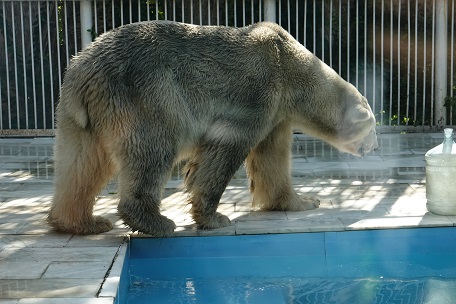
[115, 227, 456, 303]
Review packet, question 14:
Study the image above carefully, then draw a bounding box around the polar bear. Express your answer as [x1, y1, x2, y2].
[48, 21, 378, 236]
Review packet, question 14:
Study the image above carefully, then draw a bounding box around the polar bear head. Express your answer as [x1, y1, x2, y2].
[334, 88, 379, 156]
[280, 41, 378, 157]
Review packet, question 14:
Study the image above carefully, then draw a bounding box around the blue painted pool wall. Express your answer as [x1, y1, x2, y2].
[325, 227, 456, 277]
[126, 227, 456, 280]
[114, 241, 130, 304]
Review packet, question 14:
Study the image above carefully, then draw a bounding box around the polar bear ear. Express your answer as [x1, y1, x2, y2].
[345, 95, 374, 124]
[349, 106, 373, 124]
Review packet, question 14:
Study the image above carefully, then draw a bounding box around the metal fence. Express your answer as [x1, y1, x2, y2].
[1, 0, 455, 135]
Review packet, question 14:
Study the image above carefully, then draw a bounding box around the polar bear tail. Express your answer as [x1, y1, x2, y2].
[59, 79, 90, 129]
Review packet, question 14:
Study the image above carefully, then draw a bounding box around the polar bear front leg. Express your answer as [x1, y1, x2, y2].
[116, 134, 177, 237]
[245, 122, 320, 211]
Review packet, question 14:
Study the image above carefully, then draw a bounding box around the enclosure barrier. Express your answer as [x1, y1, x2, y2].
[0, 0, 455, 135]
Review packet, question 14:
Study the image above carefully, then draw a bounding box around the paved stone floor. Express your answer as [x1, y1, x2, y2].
[0, 132, 454, 303]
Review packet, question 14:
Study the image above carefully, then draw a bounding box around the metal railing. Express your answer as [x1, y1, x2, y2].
[0, 0, 455, 135]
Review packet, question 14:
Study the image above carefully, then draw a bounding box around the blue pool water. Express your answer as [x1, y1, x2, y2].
[116, 228, 456, 304]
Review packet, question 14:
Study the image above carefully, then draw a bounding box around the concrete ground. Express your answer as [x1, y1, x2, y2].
[0, 132, 454, 303]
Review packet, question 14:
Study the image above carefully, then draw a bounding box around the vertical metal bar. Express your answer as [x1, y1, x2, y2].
[2, 1, 10, 128]
[303, 0, 306, 45]
[355, 0, 359, 88]
[431, 0, 435, 125]
[321, 0, 324, 61]
[430, 0, 435, 125]
[295, 0, 299, 40]
[46, 1, 55, 130]
[182, 0, 185, 23]
[138, 0, 141, 22]
[264, 0, 276, 22]
[312, 0, 315, 54]
[251, 0, 254, 24]
[380, 0, 384, 124]
[372, 0, 376, 116]
[259, 0, 262, 21]
[81, 0, 93, 49]
[406, 0, 411, 125]
[364, 0, 368, 96]
[414, 0, 419, 124]
[0, 66, 2, 128]
[20, 1, 28, 128]
[120, 0, 124, 25]
[347, 0, 350, 82]
[29, 0, 37, 128]
[278, 0, 281, 26]
[338, 0, 341, 74]
[287, 0, 290, 31]
[209, 0, 211, 25]
[55, 0, 62, 93]
[112, 0, 115, 27]
[146, 0, 150, 21]
[451, 0, 455, 123]
[34, 2, 45, 129]
[190, 0, 193, 23]
[73, 1, 78, 53]
[242, 0, 245, 26]
[51, 2, 62, 129]
[422, 0, 427, 125]
[103, 0, 107, 32]
[329, 0, 332, 67]
[397, 0, 401, 125]
[94, 0, 98, 36]
[390, 0, 394, 125]
[435, 0, 448, 127]
[173, 0, 176, 22]
[11, 2, 20, 128]
[39, 1, 46, 129]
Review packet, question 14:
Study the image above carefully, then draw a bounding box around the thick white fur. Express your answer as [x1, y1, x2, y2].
[48, 21, 378, 236]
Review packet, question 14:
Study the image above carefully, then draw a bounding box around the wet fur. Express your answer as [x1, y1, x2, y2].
[48, 21, 377, 236]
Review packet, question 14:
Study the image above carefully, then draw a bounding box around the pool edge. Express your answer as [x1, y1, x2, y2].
[99, 239, 130, 303]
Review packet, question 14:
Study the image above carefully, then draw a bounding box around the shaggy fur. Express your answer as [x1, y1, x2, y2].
[48, 21, 378, 236]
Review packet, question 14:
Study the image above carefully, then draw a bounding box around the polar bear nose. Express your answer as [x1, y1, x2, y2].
[359, 139, 378, 156]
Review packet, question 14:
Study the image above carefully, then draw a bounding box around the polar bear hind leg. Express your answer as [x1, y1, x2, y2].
[115, 128, 177, 237]
[246, 122, 320, 211]
[49, 121, 115, 235]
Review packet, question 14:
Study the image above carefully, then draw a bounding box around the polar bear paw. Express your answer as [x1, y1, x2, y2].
[125, 215, 176, 237]
[118, 208, 176, 237]
[91, 216, 115, 233]
[48, 215, 113, 235]
[256, 193, 320, 212]
[290, 195, 321, 211]
[194, 212, 231, 230]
